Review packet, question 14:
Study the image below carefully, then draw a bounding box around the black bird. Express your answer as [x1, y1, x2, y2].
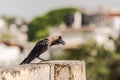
[20, 36, 65, 65]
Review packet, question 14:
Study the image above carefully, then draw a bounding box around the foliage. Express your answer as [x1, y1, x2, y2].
[1, 32, 16, 41]
[108, 32, 120, 80]
[28, 17, 50, 41]
[45, 8, 77, 26]
[113, 32, 120, 53]
[27, 7, 78, 41]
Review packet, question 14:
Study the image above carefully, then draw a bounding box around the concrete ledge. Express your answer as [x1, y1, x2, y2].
[0, 60, 86, 80]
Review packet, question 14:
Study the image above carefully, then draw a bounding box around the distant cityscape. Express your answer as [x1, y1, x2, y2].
[0, 5, 120, 67]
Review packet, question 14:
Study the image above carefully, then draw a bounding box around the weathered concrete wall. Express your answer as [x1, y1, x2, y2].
[0, 60, 86, 80]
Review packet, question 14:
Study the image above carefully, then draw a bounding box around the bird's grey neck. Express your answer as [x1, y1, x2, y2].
[50, 42, 57, 46]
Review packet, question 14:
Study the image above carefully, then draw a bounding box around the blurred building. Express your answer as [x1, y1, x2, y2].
[0, 17, 28, 44]
[50, 8, 120, 51]
[9, 17, 28, 44]
[0, 43, 22, 66]
[0, 17, 28, 67]
[0, 5, 120, 66]
[104, 12, 120, 31]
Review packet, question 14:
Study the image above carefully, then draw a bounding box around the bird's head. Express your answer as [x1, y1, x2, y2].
[50, 36, 65, 46]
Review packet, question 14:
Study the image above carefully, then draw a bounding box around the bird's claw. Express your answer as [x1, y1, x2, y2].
[39, 60, 49, 63]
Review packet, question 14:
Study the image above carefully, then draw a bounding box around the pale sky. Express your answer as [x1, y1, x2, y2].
[0, 0, 120, 21]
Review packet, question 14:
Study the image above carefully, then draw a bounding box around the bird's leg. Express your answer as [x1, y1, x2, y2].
[37, 57, 50, 62]
[37, 57, 45, 61]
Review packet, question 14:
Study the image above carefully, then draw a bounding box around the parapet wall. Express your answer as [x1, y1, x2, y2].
[0, 60, 86, 80]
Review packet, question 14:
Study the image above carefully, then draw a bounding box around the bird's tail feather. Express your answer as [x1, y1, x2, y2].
[20, 58, 27, 65]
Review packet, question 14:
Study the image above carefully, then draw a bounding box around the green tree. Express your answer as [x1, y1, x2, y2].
[108, 32, 120, 80]
[27, 7, 78, 41]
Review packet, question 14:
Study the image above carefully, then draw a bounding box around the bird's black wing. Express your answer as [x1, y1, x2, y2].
[20, 38, 49, 65]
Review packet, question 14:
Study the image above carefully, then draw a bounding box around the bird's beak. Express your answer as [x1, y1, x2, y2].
[60, 40, 66, 45]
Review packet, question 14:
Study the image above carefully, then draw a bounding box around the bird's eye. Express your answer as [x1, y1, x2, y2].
[58, 36, 62, 39]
